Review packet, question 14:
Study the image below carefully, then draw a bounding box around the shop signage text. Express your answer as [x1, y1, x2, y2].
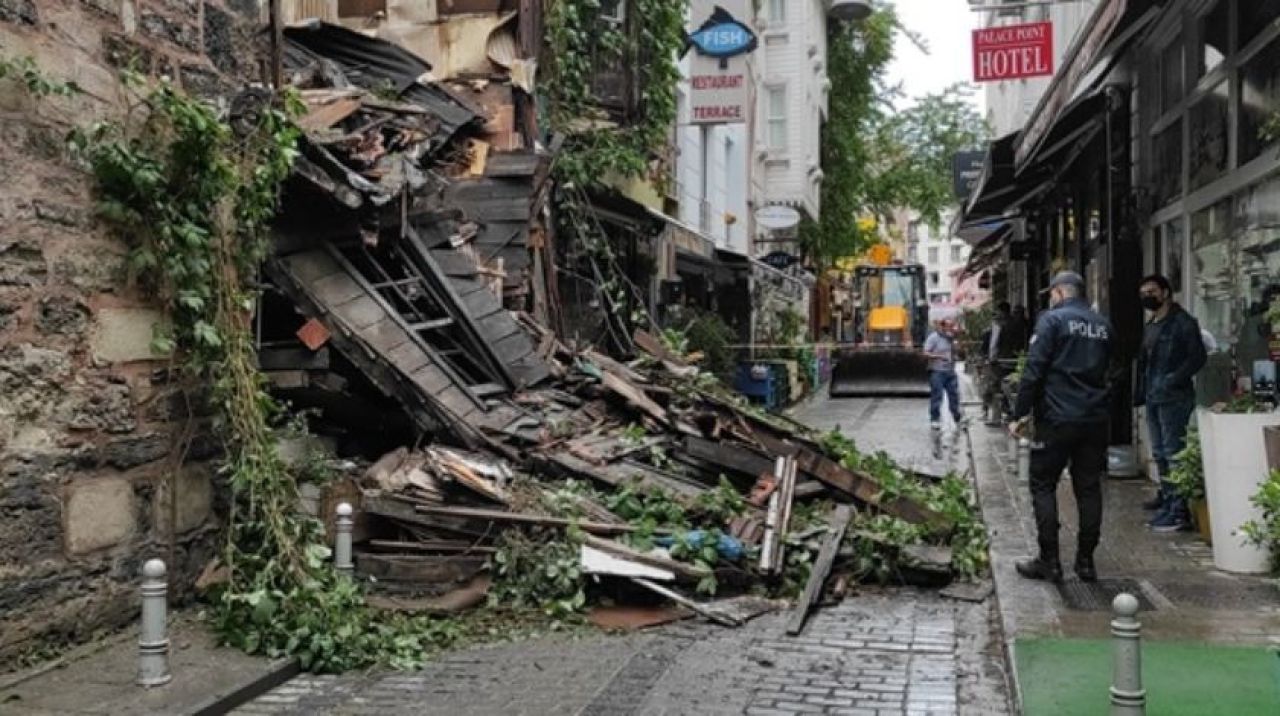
[687, 0, 755, 125]
[952, 150, 987, 200]
[972, 21, 1054, 82]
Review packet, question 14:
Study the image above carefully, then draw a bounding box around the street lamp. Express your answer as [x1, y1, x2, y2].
[829, 0, 874, 22]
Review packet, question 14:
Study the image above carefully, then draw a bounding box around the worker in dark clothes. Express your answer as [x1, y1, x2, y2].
[1136, 274, 1207, 532]
[1009, 272, 1114, 583]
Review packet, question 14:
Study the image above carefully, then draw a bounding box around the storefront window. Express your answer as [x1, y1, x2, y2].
[1233, 176, 1280, 368]
[1239, 0, 1280, 51]
[1238, 37, 1280, 167]
[1189, 81, 1230, 190]
[1152, 119, 1183, 206]
[1160, 39, 1184, 115]
[1162, 220, 1185, 300]
[1198, 0, 1230, 78]
[1192, 198, 1235, 350]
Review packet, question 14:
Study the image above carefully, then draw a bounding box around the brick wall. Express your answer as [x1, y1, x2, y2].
[0, 0, 263, 667]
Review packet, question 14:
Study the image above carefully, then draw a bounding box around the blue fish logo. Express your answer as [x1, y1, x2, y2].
[686, 6, 758, 59]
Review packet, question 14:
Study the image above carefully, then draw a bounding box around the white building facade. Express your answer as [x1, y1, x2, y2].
[981, 0, 1099, 134]
[906, 210, 971, 305]
[675, 0, 831, 260]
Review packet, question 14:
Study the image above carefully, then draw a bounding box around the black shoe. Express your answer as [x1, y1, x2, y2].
[1074, 556, 1097, 583]
[1015, 558, 1063, 583]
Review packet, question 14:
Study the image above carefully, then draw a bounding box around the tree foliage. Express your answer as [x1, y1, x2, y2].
[802, 8, 990, 268]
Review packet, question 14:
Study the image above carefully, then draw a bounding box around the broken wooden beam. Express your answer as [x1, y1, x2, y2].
[786, 505, 855, 636]
[412, 503, 642, 536]
[791, 448, 949, 529]
[630, 578, 742, 627]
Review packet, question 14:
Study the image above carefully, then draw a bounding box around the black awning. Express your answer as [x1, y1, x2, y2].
[962, 132, 1019, 225]
[959, 222, 1013, 279]
[1014, 0, 1162, 169]
[1015, 90, 1108, 176]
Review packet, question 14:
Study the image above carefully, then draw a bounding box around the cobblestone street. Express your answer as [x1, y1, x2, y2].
[238, 390, 1011, 716]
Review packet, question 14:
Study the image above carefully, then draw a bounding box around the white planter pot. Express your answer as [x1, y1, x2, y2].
[1196, 408, 1279, 574]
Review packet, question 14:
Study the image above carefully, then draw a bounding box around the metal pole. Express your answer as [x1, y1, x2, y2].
[1110, 593, 1146, 715]
[1017, 438, 1032, 484]
[137, 559, 171, 687]
[269, 0, 283, 89]
[335, 502, 354, 576]
[1008, 434, 1019, 473]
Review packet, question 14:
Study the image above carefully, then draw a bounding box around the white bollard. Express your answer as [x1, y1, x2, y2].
[1007, 434, 1019, 473]
[335, 502, 354, 576]
[1017, 438, 1031, 484]
[1110, 593, 1146, 715]
[137, 559, 171, 687]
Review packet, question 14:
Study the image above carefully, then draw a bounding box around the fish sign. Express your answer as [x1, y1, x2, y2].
[687, 7, 758, 61]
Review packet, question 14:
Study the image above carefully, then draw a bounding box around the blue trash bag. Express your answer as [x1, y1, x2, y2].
[654, 530, 744, 562]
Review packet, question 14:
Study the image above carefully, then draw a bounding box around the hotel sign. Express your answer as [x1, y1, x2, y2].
[686, 1, 756, 125]
[972, 21, 1054, 82]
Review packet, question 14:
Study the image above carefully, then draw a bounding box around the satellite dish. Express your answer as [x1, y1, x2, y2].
[829, 0, 874, 22]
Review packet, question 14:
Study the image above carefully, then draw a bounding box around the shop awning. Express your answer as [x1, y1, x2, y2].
[959, 221, 1014, 279]
[1014, 0, 1164, 170]
[962, 132, 1019, 225]
[1014, 90, 1109, 176]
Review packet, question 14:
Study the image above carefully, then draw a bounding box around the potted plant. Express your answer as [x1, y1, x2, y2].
[1197, 398, 1280, 573]
[1168, 427, 1209, 543]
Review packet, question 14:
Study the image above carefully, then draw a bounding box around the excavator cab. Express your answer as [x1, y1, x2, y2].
[829, 263, 931, 397]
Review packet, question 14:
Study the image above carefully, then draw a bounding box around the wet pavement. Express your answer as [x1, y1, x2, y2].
[238, 383, 1014, 716]
[969, 419, 1280, 648]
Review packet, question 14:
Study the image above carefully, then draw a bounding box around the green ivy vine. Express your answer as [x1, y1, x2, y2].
[543, 0, 684, 189]
[61, 74, 454, 671]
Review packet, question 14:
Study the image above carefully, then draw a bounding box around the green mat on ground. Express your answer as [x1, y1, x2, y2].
[1016, 638, 1280, 715]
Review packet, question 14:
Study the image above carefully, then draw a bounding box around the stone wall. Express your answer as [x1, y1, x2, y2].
[0, 0, 263, 667]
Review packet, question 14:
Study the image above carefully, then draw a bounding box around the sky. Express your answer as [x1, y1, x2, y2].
[885, 0, 983, 109]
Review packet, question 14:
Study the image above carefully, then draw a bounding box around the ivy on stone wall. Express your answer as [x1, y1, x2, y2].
[543, 0, 684, 189]
[33, 68, 453, 671]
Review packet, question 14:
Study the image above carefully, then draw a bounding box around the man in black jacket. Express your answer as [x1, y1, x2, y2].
[1009, 272, 1113, 583]
[1136, 274, 1207, 533]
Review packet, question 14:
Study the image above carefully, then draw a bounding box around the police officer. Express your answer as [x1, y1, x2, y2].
[1008, 271, 1113, 583]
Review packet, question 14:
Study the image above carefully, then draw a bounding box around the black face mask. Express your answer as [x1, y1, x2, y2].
[1140, 296, 1163, 311]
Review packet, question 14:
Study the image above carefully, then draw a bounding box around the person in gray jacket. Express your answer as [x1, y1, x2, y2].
[1135, 274, 1207, 532]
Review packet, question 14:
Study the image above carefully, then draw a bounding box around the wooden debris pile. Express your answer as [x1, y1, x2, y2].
[339, 329, 971, 632]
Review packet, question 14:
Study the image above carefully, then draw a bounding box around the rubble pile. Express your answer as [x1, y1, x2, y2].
[258, 22, 983, 633]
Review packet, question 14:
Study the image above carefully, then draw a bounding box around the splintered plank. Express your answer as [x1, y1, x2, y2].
[792, 448, 948, 528]
[385, 341, 432, 374]
[412, 504, 639, 536]
[354, 553, 487, 585]
[312, 272, 366, 305]
[284, 250, 343, 284]
[682, 436, 775, 478]
[332, 295, 385, 331]
[601, 371, 668, 425]
[298, 96, 363, 131]
[356, 318, 411, 354]
[786, 505, 854, 636]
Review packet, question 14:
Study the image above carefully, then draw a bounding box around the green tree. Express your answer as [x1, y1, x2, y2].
[802, 10, 990, 269]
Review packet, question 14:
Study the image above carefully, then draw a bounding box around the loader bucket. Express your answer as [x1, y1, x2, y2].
[829, 348, 931, 398]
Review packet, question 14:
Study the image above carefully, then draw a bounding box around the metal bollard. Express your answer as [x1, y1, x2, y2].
[1007, 434, 1019, 473]
[1110, 593, 1146, 715]
[1017, 438, 1031, 483]
[334, 502, 354, 576]
[137, 559, 171, 687]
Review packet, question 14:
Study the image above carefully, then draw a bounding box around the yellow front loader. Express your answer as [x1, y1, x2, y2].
[829, 257, 931, 398]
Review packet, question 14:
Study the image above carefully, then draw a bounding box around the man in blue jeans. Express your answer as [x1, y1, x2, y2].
[924, 319, 964, 430]
[1136, 274, 1207, 532]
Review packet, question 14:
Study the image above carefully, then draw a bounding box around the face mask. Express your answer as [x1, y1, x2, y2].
[1140, 296, 1162, 311]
